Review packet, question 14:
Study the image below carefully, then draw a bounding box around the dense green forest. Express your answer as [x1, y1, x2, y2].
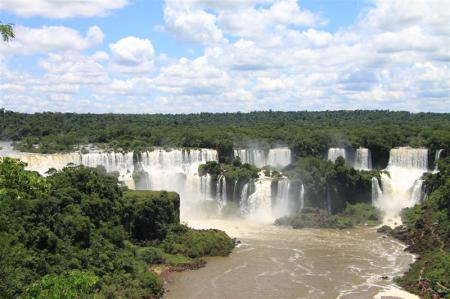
[0, 159, 234, 298]
[378, 157, 450, 298]
[2, 110, 449, 167]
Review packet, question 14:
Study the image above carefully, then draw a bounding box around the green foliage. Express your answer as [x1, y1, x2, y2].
[339, 203, 381, 226]
[124, 190, 180, 241]
[137, 247, 166, 264]
[0, 157, 49, 200]
[222, 162, 259, 182]
[284, 157, 377, 213]
[0, 159, 234, 298]
[163, 224, 235, 258]
[395, 250, 450, 299]
[0, 23, 14, 42]
[22, 270, 99, 299]
[382, 156, 450, 297]
[2, 111, 448, 165]
[275, 203, 381, 229]
[198, 161, 221, 177]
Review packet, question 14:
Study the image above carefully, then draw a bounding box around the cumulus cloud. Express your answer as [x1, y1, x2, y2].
[0, 0, 128, 18]
[2, 0, 449, 113]
[163, 0, 224, 44]
[109, 37, 155, 73]
[0, 26, 104, 56]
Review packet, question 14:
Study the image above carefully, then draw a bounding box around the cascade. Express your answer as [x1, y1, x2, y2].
[434, 149, 444, 171]
[371, 177, 383, 203]
[233, 180, 238, 201]
[81, 152, 135, 186]
[245, 172, 274, 222]
[239, 183, 250, 215]
[18, 148, 219, 219]
[299, 184, 305, 211]
[219, 175, 228, 209]
[327, 148, 346, 163]
[233, 149, 266, 167]
[20, 153, 81, 174]
[353, 147, 372, 170]
[373, 147, 428, 226]
[409, 179, 424, 203]
[273, 178, 290, 218]
[266, 147, 291, 169]
[233, 147, 291, 169]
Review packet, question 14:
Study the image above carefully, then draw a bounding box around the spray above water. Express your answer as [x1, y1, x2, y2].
[327, 147, 372, 170]
[234, 147, 291, 169]
[372, 147, 429, 227]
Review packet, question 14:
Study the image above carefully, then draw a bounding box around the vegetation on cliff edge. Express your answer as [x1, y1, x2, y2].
[0, 158, 234, 298]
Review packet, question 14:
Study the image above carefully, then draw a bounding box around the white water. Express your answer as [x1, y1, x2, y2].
[266, 148, 292, 169]
[17, 148, 219, 219]
[234, 147, 291, 169]
[434, 149, 444, 171]
[245, 172, 274, 223]
[299, 183, 305, 211]
[327, 147, 346, 163]
[234, 149, 267, 167]
[371, 177, 383, 204]
[373, 147, 428, 227]
[273, 178, 290, 218]
[354, 147, 372, 170]
[328, 147, 372, 170]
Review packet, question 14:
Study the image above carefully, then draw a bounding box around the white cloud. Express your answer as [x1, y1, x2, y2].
[219, 0, 325, 39]
[109, 37, 155, 73]
[163, 0, 224, 44]
[2, 0, 449, 113]
[0, 26, 104, 56]
[0, 0, 128, 18]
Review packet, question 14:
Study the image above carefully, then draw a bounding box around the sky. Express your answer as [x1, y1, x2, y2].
[0, 0, 449, 114]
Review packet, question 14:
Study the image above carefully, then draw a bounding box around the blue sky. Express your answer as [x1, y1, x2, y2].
[0, 0, 449, 113]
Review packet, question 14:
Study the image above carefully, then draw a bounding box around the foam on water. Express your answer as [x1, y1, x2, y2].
[373, 147, 428, 227]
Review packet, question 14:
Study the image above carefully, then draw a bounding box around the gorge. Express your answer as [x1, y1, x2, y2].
[1, 111, 448, 299]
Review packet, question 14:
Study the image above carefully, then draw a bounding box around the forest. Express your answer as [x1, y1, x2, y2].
[1, 110, 449, 167]
[0, 159, 234, 298]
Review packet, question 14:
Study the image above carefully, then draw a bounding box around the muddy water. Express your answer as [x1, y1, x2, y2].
[165, 219, 415, 299]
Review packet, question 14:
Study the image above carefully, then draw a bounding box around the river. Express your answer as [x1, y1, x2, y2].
[165, 219, 416, 299]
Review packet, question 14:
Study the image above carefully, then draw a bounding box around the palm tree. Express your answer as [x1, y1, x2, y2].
[0, 22, 15, 42]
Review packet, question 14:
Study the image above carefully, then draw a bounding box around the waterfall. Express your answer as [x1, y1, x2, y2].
[234, 147, 291, 169]
[233, 149, 266, 167]
[239, 183, 249, 215]
[244, 172, 274, 222]
[353, 147, 372, 170]
[18, 148, 219, 219]
[219, 175, 228, 209]
[327, 148, 346, 163]
[373, 147, 428, 227]
[266, 148, 291, 169]
[371, 177, 383, 203]
[434, 149, 444, 171]
[273, 178, 290, 218]
[299, 184, 305, 211]
[233, 180, 238, 201]
[409, 179, 424, 203]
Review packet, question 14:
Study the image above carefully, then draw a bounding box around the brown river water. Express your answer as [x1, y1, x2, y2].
[164, 219, 416, 299]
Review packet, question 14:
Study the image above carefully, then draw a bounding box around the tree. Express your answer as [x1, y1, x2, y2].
[0, 23, 14, 42]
